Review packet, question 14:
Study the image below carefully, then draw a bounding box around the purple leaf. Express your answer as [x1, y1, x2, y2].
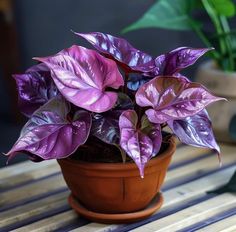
[154, 47, 213, 75]
[127, 73, 152, 91]
[168, 110, 221, 163]
[119, 110, 162, 178]
[92, 93, 133, 144]
[6, 97, 92, 161]
[136, 76, 225, 124]
[74, 32, 156, 73]
[173, 73, 190, 81]
[75, 32, 212, 78]
[34, 45, 124, 113]
[13, 63, 58, 117]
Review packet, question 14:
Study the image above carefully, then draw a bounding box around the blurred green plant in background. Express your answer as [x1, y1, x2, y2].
[123, 0, 236, 72]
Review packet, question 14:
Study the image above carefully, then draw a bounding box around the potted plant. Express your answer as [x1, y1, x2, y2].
[5, 32, 223, 223]
[123, 0, 236, 143]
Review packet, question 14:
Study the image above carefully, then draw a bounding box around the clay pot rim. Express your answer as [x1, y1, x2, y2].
[57, 136, 176, 171]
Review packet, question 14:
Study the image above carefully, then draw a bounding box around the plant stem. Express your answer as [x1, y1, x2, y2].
[192, 24, 220, 60]
[210, 29, 236, 39]
[201, 0, 226, 58]
[219, 16, 235, 71]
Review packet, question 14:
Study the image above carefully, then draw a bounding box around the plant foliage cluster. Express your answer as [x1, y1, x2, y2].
[6, 32, 223, 177]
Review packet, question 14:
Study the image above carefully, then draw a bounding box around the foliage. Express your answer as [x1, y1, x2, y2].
[6, 32, 224, 177]
[123, 0, 236, 72]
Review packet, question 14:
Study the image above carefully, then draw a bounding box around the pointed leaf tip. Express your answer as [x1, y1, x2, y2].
[119, 110, 162, 177]
[74, 32, 156, 73]
[6, 97, 92, 161]
[168, 109, 221, 164]
[154, 47, 214, 76]
[136, 76, 225, 124]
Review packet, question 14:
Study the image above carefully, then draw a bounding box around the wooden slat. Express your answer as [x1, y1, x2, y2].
[0, 146, 202, 191]
[0, 144, 205, 191]
[70, 166, 235, 232]
[0, 144, 232, 194]
[0, 142, 224, 190]
[0, 160, 57, 178]
[0, 191, 68, 228]
[132, 193, 236, 232]
[70, 223, 118, 232]
[0, 146, 200, 191]
[169, 146, 210, 165]
[163, 166, 234, 207]
[0, 162, 60, 191]
[0, 145, 234, 229]
[0, 144, 214, 210]
[0, 175, 66, 208]
[3, 164, 233, 232]
[197, 215, 236, 232]
[170, 142, 235, 166]
[165, 144, 236, 185]
[11, 210, 78, 232]
[1, 143, 235, 231]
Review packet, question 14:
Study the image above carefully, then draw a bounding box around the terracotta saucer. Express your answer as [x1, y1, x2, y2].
[68, 192, 163, 224]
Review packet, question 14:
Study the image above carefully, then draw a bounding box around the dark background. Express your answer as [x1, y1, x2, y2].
[0, 0, 228, 167]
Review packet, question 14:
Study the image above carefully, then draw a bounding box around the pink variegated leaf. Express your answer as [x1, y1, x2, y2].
[136, 76, 225, 124]
[6, 97, 92, 161]
[168, 110, 221, 164]
[154, 47, 213, 75]
[75, 32, 155, 73]
[34, 45, 124, 113]
[119, 110, 162, 177]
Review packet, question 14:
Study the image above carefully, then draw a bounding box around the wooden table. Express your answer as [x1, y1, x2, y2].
[0, 142, 235, 232]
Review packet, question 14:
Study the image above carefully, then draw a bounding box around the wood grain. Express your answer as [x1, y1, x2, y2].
[0, 143, 235, 232]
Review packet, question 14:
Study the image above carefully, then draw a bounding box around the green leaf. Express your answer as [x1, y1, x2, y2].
[123, 0, 201, 33]
[209, 0, 235, 17]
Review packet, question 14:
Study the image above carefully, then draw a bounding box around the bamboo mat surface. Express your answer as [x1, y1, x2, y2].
[0, 141, 235, 232]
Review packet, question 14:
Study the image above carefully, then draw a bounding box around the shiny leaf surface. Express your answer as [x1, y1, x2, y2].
[6, 97, 92, 161]
[75, 32, 156, 73]
[92, 93, 133, 144]
[136, 76, 224, 124]
[35, 45, 124, 113]
[13, 63, 58, 117]
[154, 47, 213, 75]
[168, 110, 221, 161]
[119, 110, 162, 177]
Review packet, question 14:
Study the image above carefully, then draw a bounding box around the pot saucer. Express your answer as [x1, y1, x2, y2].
[68, 192, 163, 224]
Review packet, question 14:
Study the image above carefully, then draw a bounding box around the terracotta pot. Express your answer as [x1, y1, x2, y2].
[196, 61, 236, 143]
[58, 137, 175, 217]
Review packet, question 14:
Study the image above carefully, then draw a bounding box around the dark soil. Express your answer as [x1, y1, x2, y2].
[70, 132, 172, 163]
